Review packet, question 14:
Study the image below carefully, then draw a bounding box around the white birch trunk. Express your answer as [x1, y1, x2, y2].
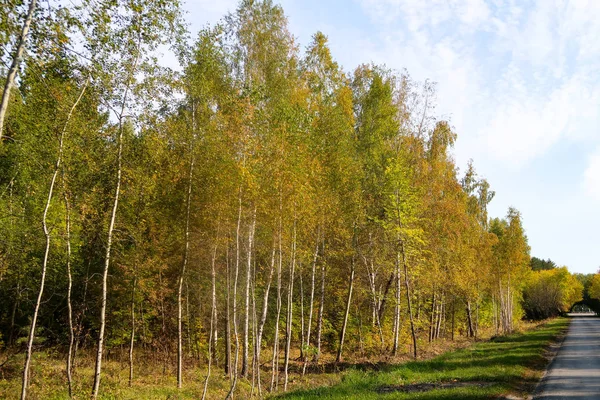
[92, 40, 141, 398]
[256, 241, 276, 395]
[302, 241, 318, 375]
[202, 242, 219, 400]
[177, 134, 195, 389]
[242, 208, 256, 377]
[128, 277, 136, 387]
[401, 242, 417, 360]
[336, 259, 355, 363]
[270, 210, 283, 391]
[0, 0, 37, 141]
[283, 221, 296, 392]
[63, 189, 74, 398]
[315, 238, 325, 363]
[225, 192, 242, 399]
[21, 77, 87, 400]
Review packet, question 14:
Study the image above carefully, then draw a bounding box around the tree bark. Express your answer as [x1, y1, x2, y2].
[302, 241, 318, 375]
[336, 258, 355, 363]
[429, 291, 436, 343]
[299, 265, 305, 360]
[177, 128, 195, 389]
[225, 242, 232, 377]
[0, 0, 37, 141]
[401, 242, 417, 360]
[393, 250, 401, 355]
[202, 242, 219, 400]
[63, 188, 74, 398]
[242, 208, 256, 377]
[270, 209, 283, 391]
[314, 238, 325, 363]
[128, 277, 136, 387]
[466, 300, 475, 338]
[283, 220, 296, 392]
[256, 241, 276, 393]
[225, 191, 242, 399]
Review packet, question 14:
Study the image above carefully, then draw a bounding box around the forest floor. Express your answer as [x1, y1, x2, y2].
[0, 319, 568, 399]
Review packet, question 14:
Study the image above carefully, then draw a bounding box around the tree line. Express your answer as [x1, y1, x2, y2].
[0, 0, 583, 398]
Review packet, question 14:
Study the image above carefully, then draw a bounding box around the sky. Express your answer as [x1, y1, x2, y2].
[178, 0, 600, 274]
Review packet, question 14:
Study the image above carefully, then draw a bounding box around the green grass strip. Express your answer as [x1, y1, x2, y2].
[277, 318, 569, 400]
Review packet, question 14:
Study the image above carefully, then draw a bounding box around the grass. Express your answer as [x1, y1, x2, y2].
[0, 318, 569, 399]
[277, 318, 569, 399]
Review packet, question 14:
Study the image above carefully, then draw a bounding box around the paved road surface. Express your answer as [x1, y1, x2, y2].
[534, 315, 600, 399]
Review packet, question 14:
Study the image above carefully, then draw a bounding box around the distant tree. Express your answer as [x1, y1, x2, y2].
[530, 257, 557, 271]
[522, 267, 583, 319]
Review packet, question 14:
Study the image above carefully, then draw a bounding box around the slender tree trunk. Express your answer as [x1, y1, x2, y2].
[466, 301, 475, 338]
[63, 189, 74, 397]
[366, 258, 384, 348]
[225, 191, 242, 399]
[92, 122, 122, 398]
[250, 259, 258, 396]
[437, 298, 442, 339]
[299, 265, 305, 360]
[507, 275, 512, 333]
[256, 241, 276, 393]
[378, 273, 394, 326]
[429, 291, 436, 343]
[242, 208, 256, 378]
[302, 241, 318, 375]
[185, 283, 192, 358]
[451, 300, 455, 341]
[73, 260, 91, 367]
[283, 220, 296, 392]
[0, 0, 37, 141]
[393, 250, 401, 355]
[202, 242, 219, 400]
[336, 258, 355, 364]
[270, 210, 283, 392]
[225, 243, 232, 377]
[177, 135, 195, 389]
[475, 297, 479, 339]
[401, 242, 417, 360]
[92, 41, 141, 398]
[314, 239, 325, 363]
[357, 305, 364, 355]
[21, 77, 87, 400]
[250, 269, 258, 397]
[128, 277, 136, 387]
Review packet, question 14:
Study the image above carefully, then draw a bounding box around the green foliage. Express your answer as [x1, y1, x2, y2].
[530, 257, 557, 271]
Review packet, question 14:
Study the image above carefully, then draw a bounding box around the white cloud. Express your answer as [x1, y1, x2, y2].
[354, 0, 600, 171]
[482, 74, 600, 166]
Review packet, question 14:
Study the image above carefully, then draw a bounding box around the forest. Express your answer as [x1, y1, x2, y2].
[0, 0, 589, 398]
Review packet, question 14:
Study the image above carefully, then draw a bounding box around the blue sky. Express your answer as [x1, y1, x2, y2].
[180, 0, 600, 274]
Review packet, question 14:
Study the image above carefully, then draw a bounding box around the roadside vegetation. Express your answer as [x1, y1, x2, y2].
[279, 318, 569, 400]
